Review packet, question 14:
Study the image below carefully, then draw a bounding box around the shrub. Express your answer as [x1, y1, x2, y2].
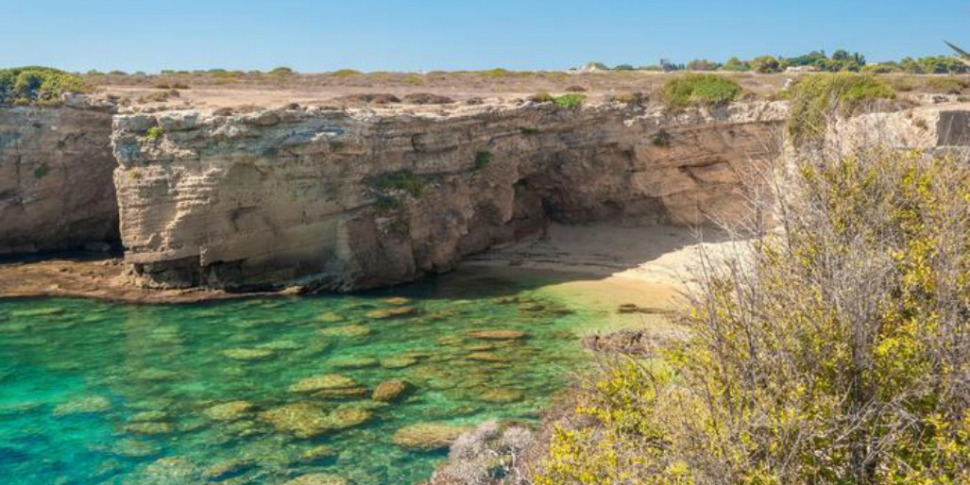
[474, 151, 491, 170]
[0, 67, 90, 105]
[376, 170, 425, 197]
[331, 69, 361, 77]
[144, 126, 163, 140]
[268, 66, 295, 75]
[750, 55, 782, 73]
[722, 57, 751, 72]
[659, 73, 742, 110]
[536, 149, 970, 484]
[32, 163, 50, 179]
[787, 73, 896, 147]
[553, 94, 586, 109]
[686, 59, 719, 71]
[926, 76, 969, 94]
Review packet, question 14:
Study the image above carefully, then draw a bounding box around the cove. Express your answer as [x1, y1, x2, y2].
[0, 268, 604, 485]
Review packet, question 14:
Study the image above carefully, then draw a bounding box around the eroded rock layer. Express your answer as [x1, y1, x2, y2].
[111, 103, 786, 291]
[0, 106, 118, 254]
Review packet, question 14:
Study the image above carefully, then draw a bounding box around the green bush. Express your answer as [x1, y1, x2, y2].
[474, 151, 492, 170]
[659, 73, 742, 110]
[536, 149, 970, 484]
[0, 67, 90, 105]
[787, 73, 896, 147]
[553, 94, 586, 109]
[144, 126, 164, 140]
[376, 170, 425, 197]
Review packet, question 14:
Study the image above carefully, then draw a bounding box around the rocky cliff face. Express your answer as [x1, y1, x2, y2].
[0, 105, 118, 255]
[112, 102, 786, 291]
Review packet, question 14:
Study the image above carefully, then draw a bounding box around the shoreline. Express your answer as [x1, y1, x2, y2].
[0, 224, 714, 314]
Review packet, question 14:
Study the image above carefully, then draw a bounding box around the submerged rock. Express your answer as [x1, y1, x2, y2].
[134, 368, 180, 382]
[380, 355, 418, 369]
[467, 330, 528, 340]
[129, 410, 169, 422]
[313, 386, 370, 401]
[316, 311, 344, 323]
[329, 356, 379, 369]
[53, 395, 111, 416]
[203, 401, 254, 421]
[222, 348, 275, 361]
[202, 458, 255, 482]
[379, 297, 412, 305]
[260, 403, 332, 438]
[319, 325, 371, 337]
[125, 421, 175, 435]
[435, 335, 464, 346]
[467, 352, 510, 363]
[477, 388, 524, 403]
[300, 444, 338, 462]
[258, 339, 304, 351]
[326, 407, 372, 430]
[289, 374, 357, 393]
[280, 474, 348, 485]
[260, 402, 371, 438]
[391, 423, 472, 451]
[364, 306, 420, 319]
[372, 379, 413, 402]
[110, 438, 163, 458]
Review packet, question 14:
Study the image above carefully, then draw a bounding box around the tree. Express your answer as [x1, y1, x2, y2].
[686, 59, 719, 71]
[722, 57, 750, 72]
[750, 55, 782, 73]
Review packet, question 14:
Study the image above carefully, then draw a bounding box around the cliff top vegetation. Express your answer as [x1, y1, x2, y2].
[0, 67, 91, 106]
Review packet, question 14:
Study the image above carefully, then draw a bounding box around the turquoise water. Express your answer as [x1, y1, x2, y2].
[0, 271, 594, 485]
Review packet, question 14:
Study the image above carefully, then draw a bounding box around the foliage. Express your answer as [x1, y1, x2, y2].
[268, 66, 295, 75]
[376, 170, 425, 197]
[750, 55, 782, 73]
[926, 76, 969, 93]
[553, 94, 586, 109]
[660, 74, 742, 110]
[722, 57, 751, 72]
[32, 163, 50, 179]
[536, 149, 970, 484]
[331, 69, 361, 77]
[474, 151, 492, 170]
[787, 73, 895, 147]
[686, 59, 719, 71]
[143, 126, 164, 140]
[0, 67, 90, 105]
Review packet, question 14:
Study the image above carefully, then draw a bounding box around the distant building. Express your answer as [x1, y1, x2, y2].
[785, 65, 819, 73]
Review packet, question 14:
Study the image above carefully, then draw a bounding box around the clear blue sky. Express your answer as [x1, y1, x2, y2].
[5, 0, 970, 72]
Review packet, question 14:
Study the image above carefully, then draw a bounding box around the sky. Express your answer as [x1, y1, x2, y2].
[4, 0, 970, 73]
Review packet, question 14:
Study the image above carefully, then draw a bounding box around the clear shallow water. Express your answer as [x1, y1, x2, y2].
[0, 271, 593, 485]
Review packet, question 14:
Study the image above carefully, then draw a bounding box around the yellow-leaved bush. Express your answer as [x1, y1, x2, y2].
[535, 150, 970, 485]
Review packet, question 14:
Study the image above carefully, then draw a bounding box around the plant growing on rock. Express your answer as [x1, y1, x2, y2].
[535, 148, 970, 484]
[376, 170, 425, 197]
[787, 73, 895, 147]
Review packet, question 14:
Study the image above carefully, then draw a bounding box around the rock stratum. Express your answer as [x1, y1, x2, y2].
[0, 105, 118, 254]
[109, 102, 786, 291]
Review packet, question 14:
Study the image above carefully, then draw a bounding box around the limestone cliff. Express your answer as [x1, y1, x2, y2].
[111, 102, 786, 291]
[0, 105, 118, 254]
